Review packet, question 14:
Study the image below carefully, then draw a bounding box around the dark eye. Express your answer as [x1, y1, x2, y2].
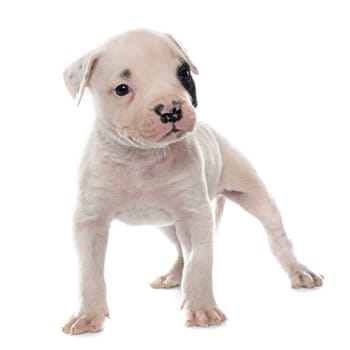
[114, 84, 130, 96]
[178, 65, 191, 81]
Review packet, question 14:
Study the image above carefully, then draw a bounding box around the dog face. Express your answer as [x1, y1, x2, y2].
[64, 30, 199, 148]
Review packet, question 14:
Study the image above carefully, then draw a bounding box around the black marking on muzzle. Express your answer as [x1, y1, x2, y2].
[155, 105, 183, 124]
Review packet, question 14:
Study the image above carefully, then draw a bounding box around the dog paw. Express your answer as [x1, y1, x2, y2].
[150, 273, 181, 289]
[62, 310, 108, 335]
[289, 265, 324, 289]
[185, 306, 227, 327]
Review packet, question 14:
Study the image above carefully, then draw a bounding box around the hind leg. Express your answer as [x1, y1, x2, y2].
[215, 131, 323, 288]
[223, 189, 323, 288]
[150, 226, 184, 289]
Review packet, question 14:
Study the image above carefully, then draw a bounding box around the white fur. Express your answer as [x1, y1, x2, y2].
[62, 29, 323, 334]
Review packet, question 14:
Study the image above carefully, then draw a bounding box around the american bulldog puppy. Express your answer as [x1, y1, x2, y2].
[62, 29, 323, 335]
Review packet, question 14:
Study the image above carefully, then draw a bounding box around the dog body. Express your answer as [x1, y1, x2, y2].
[62, 30, 323, 335]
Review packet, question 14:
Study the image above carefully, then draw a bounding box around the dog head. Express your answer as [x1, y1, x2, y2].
[64, 29, 199, 148]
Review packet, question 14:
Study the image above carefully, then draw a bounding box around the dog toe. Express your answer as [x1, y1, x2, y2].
[150, 274, 181, 289]
[290, 266, 324, 289]
[62, 312, 105, 335]
[185, 306, 227, 328]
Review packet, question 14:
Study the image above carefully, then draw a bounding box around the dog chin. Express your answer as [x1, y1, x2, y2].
[145, 130, 188, 148]
[132, 130, 189, 149]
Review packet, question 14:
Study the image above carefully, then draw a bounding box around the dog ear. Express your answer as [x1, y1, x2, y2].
[63, 50, 99, 107]
[166, 34, 199, 75]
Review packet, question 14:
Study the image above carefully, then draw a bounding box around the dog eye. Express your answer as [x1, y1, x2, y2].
[178, 65, 191, 81]
[114, 84, 130, 96]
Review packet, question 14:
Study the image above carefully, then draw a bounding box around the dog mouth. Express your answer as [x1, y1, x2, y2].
[170, 123, 181, 134]
[161, 123, 184, 140]
[122, 125, 184, 147]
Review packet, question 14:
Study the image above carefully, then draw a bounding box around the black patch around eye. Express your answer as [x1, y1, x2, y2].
[176, 62, 198, 108]
[178, 65, 191, 81]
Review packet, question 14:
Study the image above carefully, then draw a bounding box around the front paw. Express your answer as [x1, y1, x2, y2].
[185, 305, 227, 327]
[62, 308, 108, 335]
[289, 264, 324, 289]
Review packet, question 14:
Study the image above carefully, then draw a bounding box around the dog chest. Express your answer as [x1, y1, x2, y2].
[115, 206, 173, 227]
[108, 169, 179, 227]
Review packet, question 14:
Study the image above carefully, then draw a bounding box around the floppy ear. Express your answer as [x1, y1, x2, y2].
[166, 34, 199, 74]
[63, 50, 99, 107]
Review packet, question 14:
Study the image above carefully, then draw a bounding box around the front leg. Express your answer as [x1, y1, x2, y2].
[176, 206, 227, 327]
[62, 213, 110, 335]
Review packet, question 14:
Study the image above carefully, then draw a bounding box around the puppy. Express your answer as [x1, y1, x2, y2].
[62, 29, 323, 335]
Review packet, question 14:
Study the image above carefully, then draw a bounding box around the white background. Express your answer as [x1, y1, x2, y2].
[1, 0, 349, 349]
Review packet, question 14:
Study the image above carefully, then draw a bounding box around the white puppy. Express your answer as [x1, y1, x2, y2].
[62, 29, 323, 335]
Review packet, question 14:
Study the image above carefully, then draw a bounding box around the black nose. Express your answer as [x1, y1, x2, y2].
[154, 104, 183, 124]
[154, 104, 165, 115]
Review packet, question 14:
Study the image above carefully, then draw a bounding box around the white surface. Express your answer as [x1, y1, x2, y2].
[0, 1, 349, 349]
